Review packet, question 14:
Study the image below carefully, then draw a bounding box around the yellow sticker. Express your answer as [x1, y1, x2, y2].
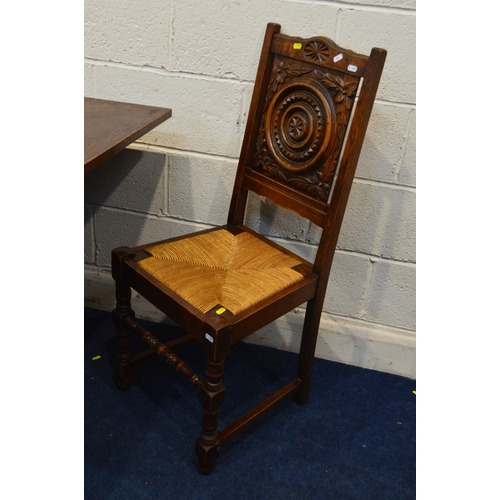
[216, 307, 226, 315]
[412, 390, 416, 395]
[293, 43, 302, 50]
[92, 355, 101, 361]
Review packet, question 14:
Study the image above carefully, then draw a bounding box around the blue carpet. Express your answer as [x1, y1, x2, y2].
[85, 307, 415, 499]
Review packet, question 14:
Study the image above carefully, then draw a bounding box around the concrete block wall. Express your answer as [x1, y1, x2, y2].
[84, 0, 416, 378]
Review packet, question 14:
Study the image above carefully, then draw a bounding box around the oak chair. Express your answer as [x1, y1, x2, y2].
[112, 22, 386, 473]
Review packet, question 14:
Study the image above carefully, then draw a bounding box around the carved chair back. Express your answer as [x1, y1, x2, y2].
[229, 23, 386, 283]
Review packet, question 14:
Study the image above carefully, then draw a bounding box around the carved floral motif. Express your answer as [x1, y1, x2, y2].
[265, 59, 312, 109]
[288, 170, 333, 201]
[315, 70, 358, 127]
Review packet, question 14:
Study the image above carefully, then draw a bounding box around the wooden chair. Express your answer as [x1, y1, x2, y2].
[111, 22, 386, 474]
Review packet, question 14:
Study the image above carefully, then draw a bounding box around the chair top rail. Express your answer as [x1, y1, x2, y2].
[271, 33, 370, 77]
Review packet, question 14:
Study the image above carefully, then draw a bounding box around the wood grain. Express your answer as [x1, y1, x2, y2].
[84, 98, 172, 173]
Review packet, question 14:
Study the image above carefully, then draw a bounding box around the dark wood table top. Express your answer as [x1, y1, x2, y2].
[84, 97, 172, 173]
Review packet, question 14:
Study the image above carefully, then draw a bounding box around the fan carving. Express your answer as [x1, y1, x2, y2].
[304, 41, 329, 62]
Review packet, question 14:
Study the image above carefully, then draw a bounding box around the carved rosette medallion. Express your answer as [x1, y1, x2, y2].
[264, 80, 334, 174]
[254, 58, 359, 201]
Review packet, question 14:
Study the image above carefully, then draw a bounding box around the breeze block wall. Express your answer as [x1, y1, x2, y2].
[84, 0, 416, 378]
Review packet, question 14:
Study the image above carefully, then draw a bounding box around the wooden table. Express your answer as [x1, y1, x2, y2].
[84, 98, 172, 173]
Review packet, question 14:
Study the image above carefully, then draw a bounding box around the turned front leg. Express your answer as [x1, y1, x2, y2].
[195, 358, 226, 474]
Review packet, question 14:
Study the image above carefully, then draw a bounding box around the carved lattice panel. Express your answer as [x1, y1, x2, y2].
[252, 56, 360, 202]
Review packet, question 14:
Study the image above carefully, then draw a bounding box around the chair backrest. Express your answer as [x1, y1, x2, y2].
[228, 23, 386, 284]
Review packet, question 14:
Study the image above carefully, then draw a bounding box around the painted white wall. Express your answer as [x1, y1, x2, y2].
[84, 0, 416, 378]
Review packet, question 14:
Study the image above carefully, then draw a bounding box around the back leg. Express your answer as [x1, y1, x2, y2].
[295, 297, 323, 405]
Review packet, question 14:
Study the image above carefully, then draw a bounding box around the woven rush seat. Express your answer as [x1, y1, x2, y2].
[137, 229, 305, 315]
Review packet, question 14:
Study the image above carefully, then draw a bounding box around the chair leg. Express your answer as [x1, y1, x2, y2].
[295, 298, 323, 406]
[112, 282, 135, 390]
[195, 358, 226, 474]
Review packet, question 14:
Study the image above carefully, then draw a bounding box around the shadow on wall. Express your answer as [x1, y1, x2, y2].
[167, 154, 237, 227]
[331, 122, 416, 332]
[244, 192, 312, 244]
[367, 201, 416, 332]
[84, 149, 166, 266]
[341, 177, 415, 331]
[84, 149, 166, 220]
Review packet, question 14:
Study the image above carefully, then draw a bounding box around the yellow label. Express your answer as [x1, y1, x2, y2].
[293, 43, 302, 50]
[92, 355, 101, 361]
[216, 307, 226, 315]
[412, 390, 416, 395]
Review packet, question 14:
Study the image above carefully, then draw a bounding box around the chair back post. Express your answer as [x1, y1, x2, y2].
[313, 47, 387, 292]
[295, 46, 386, 406]
[228, 22, 282, 226]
